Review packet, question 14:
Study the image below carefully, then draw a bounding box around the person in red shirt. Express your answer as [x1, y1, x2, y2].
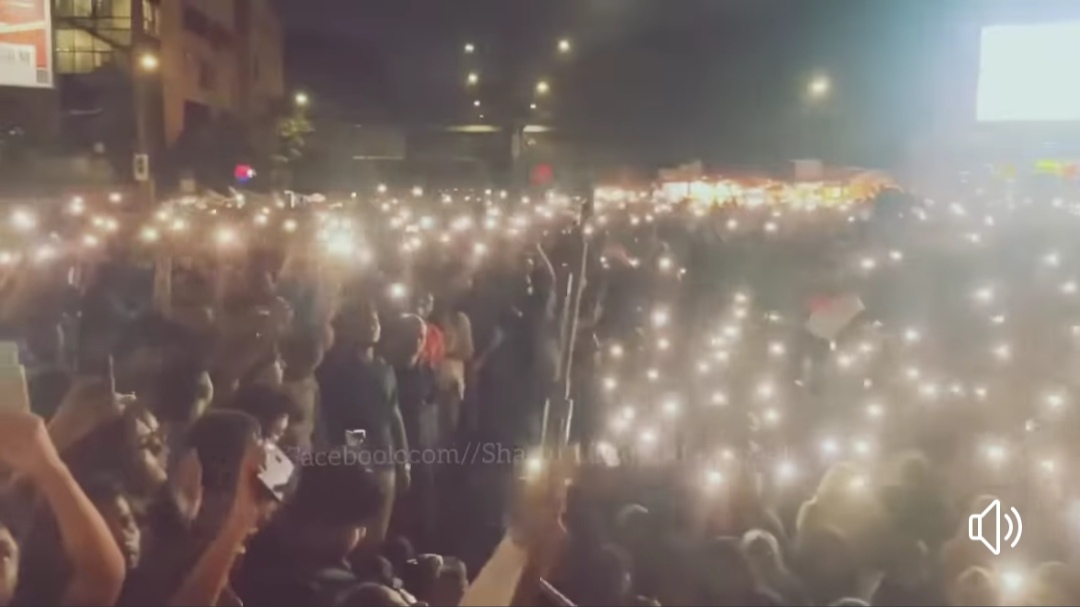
[415, 292, 445, 369]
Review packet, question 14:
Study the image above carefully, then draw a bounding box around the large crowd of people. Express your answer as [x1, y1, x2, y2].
[1, 178, 1080, 606]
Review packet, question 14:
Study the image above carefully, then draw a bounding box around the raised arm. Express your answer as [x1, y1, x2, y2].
[166, 511, 252, 607]
[460, 450, 573, 607]
[0, 411, 126, 607]
[166, 444, 262, 607]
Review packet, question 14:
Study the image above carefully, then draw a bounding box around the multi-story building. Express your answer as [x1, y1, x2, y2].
[53, 0, 284, 182]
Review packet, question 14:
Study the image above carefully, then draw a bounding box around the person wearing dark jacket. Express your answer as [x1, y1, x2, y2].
[317, 301, 409, 550]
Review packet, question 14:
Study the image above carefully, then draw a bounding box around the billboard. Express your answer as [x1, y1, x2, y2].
[0, 0, 52, 88]
[977, 22, 1080, 123]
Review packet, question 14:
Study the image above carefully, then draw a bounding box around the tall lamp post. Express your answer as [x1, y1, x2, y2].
[133, 50, 158, 203]
[801, 73, 832, 161]
[131, 0, 159, 203]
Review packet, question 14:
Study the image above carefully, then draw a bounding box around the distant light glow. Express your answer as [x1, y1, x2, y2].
[977, 22, 1080, 122]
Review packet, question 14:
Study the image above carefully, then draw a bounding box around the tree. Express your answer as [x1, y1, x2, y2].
[271, 106, 314, 189]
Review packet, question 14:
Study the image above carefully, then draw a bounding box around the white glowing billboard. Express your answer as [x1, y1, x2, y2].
[0, 0, 53, 88]
[977, 22, 1080, 122]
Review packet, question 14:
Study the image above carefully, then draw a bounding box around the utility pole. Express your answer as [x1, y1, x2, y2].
[131, 0, 156, 204]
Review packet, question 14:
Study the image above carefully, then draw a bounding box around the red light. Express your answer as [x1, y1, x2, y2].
[235, 164, 256, 182]
[531, 163, 554, 185]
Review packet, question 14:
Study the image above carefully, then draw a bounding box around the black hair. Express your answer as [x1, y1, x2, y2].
[382, 536, 415, 573]
[228, 384, 298, 433]
[355, 554, 397, 588]
[185, 410, 261, 497]
[79, 473, 127, 506]
[289, 464, 386, 527]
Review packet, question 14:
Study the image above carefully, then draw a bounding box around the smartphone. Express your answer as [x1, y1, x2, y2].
[345, 429, 367, 448]
[0, 341, 29, 412]
[258, 442, 296, 502]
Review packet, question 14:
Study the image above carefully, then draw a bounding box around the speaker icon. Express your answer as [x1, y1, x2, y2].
[968, 499, 1023, 556]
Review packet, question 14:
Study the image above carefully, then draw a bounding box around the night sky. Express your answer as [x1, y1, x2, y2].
[274, 0, 1080, 169]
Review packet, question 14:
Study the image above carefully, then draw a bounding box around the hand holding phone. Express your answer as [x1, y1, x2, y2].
[345, 429, 367, 448]
[257, 442, 296, 502]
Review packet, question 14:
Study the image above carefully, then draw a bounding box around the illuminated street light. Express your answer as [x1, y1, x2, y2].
[530, 103, 537, 110]
[467, 72, 479, 85]
[473, 99, 481, 107]
[464, 42, 475, 54]
[808, 75, 831, 99]
[558, 38, 572, 54]
[139, 52, 159, 71]
[536, 80, 550, 95]
[295, 91, 310, 107]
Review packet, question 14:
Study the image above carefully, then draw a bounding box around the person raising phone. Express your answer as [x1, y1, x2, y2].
[0, 410, 126, 607]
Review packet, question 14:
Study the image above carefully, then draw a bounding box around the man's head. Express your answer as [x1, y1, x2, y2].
[336, 301, 381, 349]
[228, 384, 298, 444]
[414, 293, 435, 319]
[741, 529, 784, 575]
[178, 411, 268, 535]
[286, 463, 387, 562]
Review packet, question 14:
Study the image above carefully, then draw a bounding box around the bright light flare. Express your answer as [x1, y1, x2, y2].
[139, 53, 159, 71]
[775, 461, 798, 483]
[140, 227, 160, 243]
[388, 282, 408, 300]
[808, 75, 830, 98]
[999, 569, 1026, 596]
[984, 443, 1007, 465]
[215, 227, 238, 247]
[651, 308, 670, 328]
[11, 209, 36, 231]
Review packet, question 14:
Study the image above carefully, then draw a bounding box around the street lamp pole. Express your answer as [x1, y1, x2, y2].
[803, 73, 832, 160]
[131, 0, 156, 203]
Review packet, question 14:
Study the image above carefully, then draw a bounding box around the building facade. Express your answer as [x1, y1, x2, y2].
[53, 0, 284, 183]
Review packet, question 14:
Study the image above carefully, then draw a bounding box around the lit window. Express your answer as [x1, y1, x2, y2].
[55, 28, 120, 74]
[56, 0, 94, 17]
